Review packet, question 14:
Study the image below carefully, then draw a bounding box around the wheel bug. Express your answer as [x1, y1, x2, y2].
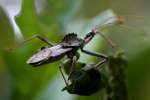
[27, 13, 132, 67]
[15, 13, 138, 68]
[12, 13, 133, 87]
[25, 14, 132, 84]
[62, 59, 107, 96]
[26, 30, 110, 80]
[26, 31, 110, 67]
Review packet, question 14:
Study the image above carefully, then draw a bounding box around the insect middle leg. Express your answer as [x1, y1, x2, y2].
[81, 48, 108, 59]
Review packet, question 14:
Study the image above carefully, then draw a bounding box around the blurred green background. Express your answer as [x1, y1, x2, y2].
[0, 0, 150, 100]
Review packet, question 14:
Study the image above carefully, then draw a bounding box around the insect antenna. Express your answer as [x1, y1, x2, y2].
[116, 15, 145, 33]
[92, 14, 144, 48]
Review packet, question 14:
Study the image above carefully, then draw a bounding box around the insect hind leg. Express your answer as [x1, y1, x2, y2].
[59, 64, 69, 87]
[24, 34, 54, 46]
[8, 34, 54, 51]
[81, 48, 108, 59]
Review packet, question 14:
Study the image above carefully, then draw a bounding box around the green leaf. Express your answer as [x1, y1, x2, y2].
[15, 0, 41, 37]
[0, 6, 14, 48]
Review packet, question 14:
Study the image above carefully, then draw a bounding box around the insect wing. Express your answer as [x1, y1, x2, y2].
[27, 45, 72, 66]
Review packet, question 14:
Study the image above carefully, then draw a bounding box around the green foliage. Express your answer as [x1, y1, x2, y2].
[105, 52, 127, 100]
[0, 0, 150, 100]
[0, 6, 14, 48]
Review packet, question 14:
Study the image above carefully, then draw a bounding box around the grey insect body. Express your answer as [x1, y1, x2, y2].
[27, 33, 85, 66]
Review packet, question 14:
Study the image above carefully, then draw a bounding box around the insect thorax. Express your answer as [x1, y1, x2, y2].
[61, 33, 85, 48]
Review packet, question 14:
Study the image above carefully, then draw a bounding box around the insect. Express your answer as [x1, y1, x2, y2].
[25, 27, 115, 82]
[62, 59, 107, 96]
[15, 12, 132, 85]
[26, 13, 125, 81]
[26, 30, 110, 82]
[26, 31, 108, 67]
[26, 12, 129, 67]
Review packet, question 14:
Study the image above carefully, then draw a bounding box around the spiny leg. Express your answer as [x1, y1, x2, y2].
[81, 48, 108, 59]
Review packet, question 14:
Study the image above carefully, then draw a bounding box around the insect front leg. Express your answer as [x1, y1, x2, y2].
[81, 48, 108, 59]
[95, 31, 116, 48]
